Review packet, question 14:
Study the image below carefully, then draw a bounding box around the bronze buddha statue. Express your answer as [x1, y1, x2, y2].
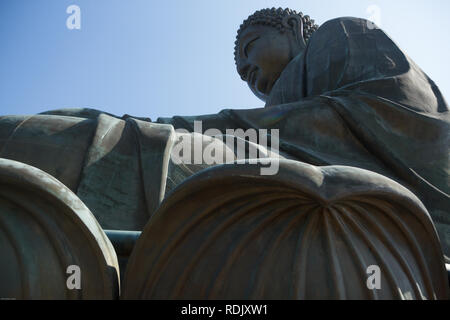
[0, 8, 448, 299]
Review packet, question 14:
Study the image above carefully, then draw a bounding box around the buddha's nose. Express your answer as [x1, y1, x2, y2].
[238, 62, 251, 81]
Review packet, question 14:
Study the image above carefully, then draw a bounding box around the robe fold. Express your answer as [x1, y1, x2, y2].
[0, 111, 235, 230]
[0, 113, 174, 230]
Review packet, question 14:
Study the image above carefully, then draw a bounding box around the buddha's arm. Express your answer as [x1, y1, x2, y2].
[156, 110, 243, 132]
[0, 114, 97, 191]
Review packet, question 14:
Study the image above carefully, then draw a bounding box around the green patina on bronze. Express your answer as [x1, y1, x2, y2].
[0, 9, 449, 299]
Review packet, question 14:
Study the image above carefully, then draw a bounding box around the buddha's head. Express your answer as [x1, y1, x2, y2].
[234, 8, 319, 101]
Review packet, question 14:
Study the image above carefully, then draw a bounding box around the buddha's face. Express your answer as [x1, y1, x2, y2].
[236, 24, 304, 101]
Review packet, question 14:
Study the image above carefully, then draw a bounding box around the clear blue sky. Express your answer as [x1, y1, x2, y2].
[1, 0, 449, 119]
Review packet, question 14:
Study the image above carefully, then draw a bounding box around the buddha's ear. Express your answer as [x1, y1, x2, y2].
[282, 15, 306, 48]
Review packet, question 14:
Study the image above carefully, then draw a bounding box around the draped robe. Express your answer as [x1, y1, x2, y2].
[157, 17, 450, 261]
[0, 17, 448, 261]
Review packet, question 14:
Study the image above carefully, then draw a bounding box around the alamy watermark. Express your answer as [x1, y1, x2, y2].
[66, 5, 81, 30]
[366, 265, 381, 290]
[65, 4, 382, 32]
[171, 121, 280, 176]
[66, 265, 81, 290]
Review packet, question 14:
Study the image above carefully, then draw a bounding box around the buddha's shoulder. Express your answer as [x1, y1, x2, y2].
[318, 16, 379, 32]
[309, 16, 384, 45]
[307, 16, 392, 53]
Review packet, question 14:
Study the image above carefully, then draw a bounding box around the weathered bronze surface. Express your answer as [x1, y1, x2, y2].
[122, 160, 449, 299]
[0, 8, 449, 299]
[0, 112, 236, 231]
[0, 159, 119, 299]
[105, 230, 141, 281]
[158, 13, 450, 262]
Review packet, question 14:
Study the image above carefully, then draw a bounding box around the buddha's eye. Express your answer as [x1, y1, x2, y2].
[244, 37, 260, 58]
